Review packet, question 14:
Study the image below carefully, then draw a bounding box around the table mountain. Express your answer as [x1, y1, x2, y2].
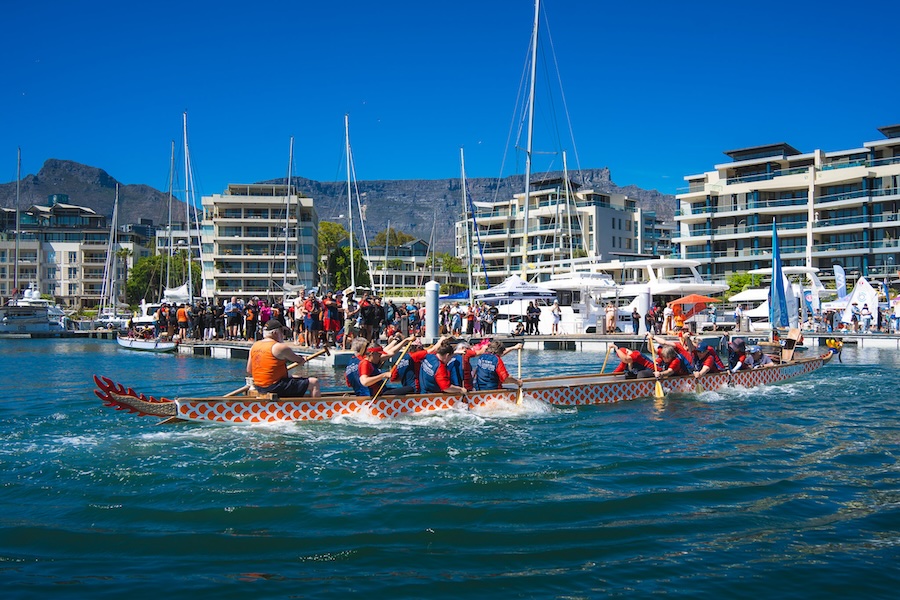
[2, 159, 674, 252]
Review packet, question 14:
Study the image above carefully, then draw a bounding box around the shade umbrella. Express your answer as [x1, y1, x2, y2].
[669, 294, 722, 306]
[473, 275, 556, 305]
[668, 294, 721, 321]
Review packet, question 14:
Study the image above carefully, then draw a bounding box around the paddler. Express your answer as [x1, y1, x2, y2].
[610, 346, 656, 378]
[345, 336, 414, 396]
[471, 340, 522, 391]
[418, 342, 468, 395]
[746, 345, 776, 368]
[693, 340, 727, 379]
[247, 319, 320, 397]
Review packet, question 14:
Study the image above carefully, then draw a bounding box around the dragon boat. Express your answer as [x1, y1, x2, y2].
[92, 351, 833, 425]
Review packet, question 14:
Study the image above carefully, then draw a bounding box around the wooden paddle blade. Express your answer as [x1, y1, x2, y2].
[654, 380, 665, 399]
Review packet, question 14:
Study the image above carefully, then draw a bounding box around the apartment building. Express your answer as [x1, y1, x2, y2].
[200, 183, 319, 304]
[675, 125, 900, 280]
[455, 177, 642, 286]
[0, 195, 149, 309]
[364, 239, 468, 294]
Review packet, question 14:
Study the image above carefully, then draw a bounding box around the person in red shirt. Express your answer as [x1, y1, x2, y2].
[419, 342, 467, 394]
[611, 346, 656, 378]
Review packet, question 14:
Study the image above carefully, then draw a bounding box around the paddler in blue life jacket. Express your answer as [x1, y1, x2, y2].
[390, 335, 449, 393]
[345, 336, 414, 397]
[727, 338, 751, 373]
[693, 340, 726, 379]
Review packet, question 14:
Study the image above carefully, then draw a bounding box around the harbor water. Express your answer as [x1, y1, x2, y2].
[1, 338, 898, 599]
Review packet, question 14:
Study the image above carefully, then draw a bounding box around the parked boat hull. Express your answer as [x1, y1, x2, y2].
[116, 336, 178, 353]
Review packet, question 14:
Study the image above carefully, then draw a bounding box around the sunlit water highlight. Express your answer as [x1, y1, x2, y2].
[0, 338, 898, 598]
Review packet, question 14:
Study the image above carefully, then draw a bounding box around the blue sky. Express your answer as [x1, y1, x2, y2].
[4, 0, 900, 201]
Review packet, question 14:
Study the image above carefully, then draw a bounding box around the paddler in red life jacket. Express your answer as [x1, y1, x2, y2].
[247, 319, 320, 397]
[611, 346, 656, 378]
[693, 340, 726, 379]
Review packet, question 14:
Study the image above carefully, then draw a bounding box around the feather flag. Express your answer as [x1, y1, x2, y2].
[768, 220, 789, 329]
[840, 277, 879, 324]
[834, 264, 847, 298]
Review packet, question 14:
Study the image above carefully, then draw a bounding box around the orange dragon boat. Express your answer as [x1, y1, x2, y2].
[92, 351, 833, 425]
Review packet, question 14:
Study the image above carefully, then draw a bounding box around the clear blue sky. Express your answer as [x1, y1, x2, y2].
[4, 0, 900, 201]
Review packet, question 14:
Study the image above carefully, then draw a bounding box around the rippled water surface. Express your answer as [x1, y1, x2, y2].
[1, 338, 898, 598]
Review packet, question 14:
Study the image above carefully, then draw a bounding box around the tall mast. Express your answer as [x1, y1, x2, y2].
[521, 0, 540, 277]
[182, 112, 193, 302]
[166, 140, 175, 291]
[563, 150, 574, 272]
[14, 148, 20, 295]
[100, 185, 120, 314]
[284, 136, 293, 291]
[460, 147, 474, 298]
[345, 114, 355, 290]
[383, 220, 390, 296]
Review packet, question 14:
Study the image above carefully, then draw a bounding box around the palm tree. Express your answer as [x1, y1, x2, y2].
[115, 247, 133, 306]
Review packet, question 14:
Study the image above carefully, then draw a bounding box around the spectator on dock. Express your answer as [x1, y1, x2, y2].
[631, 307, 641, 335]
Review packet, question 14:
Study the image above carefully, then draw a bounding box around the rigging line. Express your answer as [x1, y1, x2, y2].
[542, 8, 585, 180]
[492, 35, 534, 204]
[348, 151, 374, 284]
[465, 177, 491, 288]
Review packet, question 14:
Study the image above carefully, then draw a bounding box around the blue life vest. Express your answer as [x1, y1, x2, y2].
[446, 355, 463, 387]
[393, 353, 418, 392]
[345, 356, 373, 396]
[419, 354, 443, 393]
[472, 353, 501, 391]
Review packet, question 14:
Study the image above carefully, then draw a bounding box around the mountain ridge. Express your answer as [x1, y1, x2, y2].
[1, 159, 675, 252]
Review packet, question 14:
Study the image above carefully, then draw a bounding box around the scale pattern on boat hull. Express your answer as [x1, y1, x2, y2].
[528, 353, 832, 406]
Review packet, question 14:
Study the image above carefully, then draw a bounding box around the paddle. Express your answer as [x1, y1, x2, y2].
[516, 346, 523, 405]
[225, 344, 331, 397]
[647, 335, 665, 400]
[600, 345, 613, 374]
[370, 339, 415, 403]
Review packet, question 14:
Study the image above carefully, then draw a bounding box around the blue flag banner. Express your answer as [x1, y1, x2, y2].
[768, 220, 790, 329]
[834, 264, 847, 298]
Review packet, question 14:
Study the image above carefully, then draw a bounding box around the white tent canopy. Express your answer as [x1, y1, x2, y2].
[473, 275, 557, 305]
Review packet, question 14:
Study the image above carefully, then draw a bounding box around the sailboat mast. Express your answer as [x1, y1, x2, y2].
[460, 147, 474, 298]
[521, 0, 540, 277]
[14, 148, 20, 295]
[166, 140, 175, 291]
[345, 114, 355, 290]
[383, 220, 390, 296]
[563, 150, 575, 271]
[182, 112, 193, 303]
[101, 185, 120, 314]
[284, 136, 293, 291]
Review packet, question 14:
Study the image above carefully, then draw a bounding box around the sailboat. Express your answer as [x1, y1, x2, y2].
[95, 185, 130, 330]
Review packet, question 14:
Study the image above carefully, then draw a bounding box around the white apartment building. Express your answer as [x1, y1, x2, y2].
[1, 196, 149, 309]
[455, 177, 643, 286]
[675, 125, 900, 280]
[200, 183, 319, 304]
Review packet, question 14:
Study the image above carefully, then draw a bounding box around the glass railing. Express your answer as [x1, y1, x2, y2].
[813, 215, 867, 228]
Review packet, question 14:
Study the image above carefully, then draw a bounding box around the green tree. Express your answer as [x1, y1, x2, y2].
[426, 252, 467, 274]
[726, 272, 760, 295]
[319, 221, 350, 257]
[125, 253, 201, 305]
[373, 227, 416, 248]
[326, 246, 371, 291]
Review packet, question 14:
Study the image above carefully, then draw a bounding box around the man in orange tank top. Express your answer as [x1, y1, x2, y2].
[247, 319, 320, 397]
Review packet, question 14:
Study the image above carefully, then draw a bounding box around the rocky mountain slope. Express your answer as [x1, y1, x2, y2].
[1, 159, 674, 252]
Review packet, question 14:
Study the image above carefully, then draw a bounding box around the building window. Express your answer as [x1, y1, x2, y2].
[68, 252, 77, 264]
[68, 267, 78, 279]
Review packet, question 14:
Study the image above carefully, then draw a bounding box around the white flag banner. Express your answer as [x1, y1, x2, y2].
[834, 264, 847, 298]
[840, 277, 879, 324]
